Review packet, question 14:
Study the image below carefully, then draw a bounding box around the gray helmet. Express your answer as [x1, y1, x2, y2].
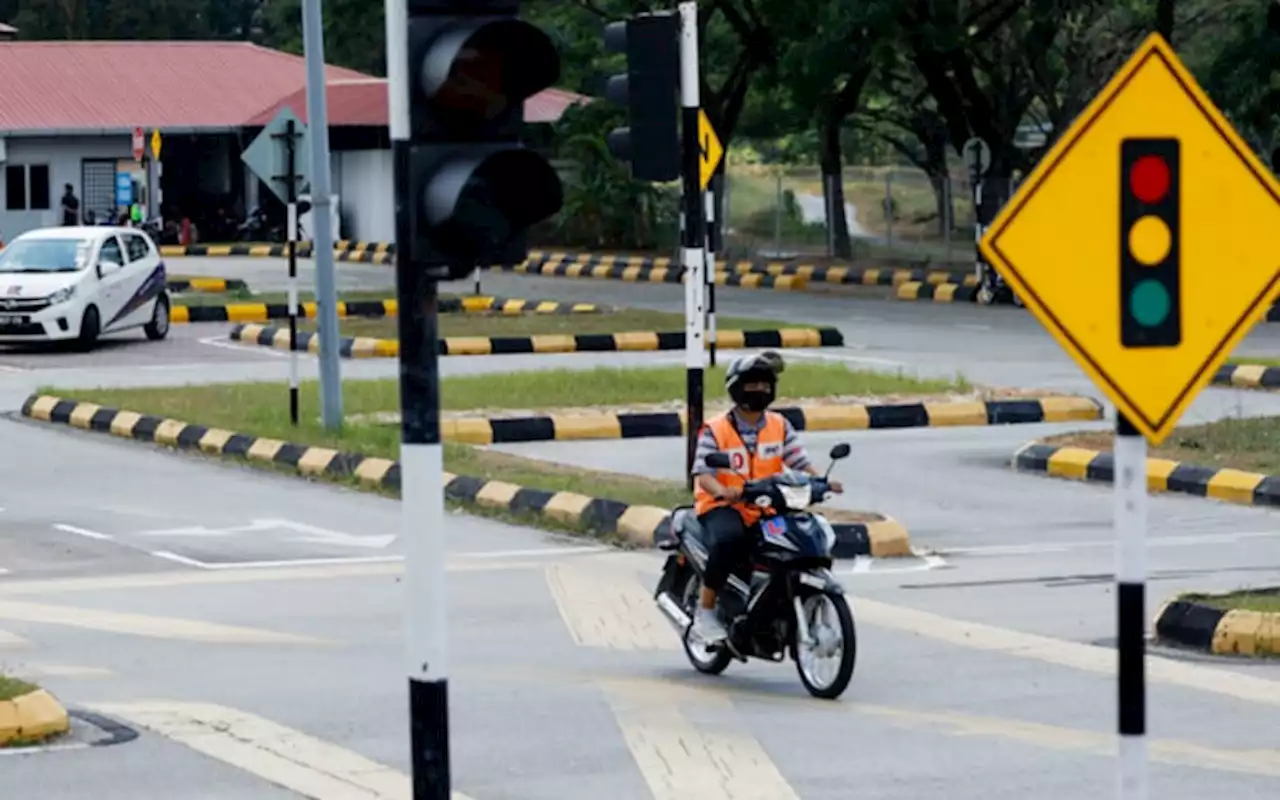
[725, 351, 785, 407]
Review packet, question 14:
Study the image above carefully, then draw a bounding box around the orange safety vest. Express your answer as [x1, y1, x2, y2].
[693, 410, 787, 524]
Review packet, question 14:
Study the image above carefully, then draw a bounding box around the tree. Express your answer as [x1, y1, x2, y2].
[259, 0, 385, 75]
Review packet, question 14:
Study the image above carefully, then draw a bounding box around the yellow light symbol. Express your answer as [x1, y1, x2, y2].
[1128, 215, 1171, 265]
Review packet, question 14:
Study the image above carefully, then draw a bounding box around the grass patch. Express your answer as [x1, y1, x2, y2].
[1043, 415, 1280, 475]
[1227, 356, 1280, 369]
[50, 363, 963, 426]
[299, 309, 792, 340]
[0, 675, 36, 702]
[1186, 588, 1280, 615]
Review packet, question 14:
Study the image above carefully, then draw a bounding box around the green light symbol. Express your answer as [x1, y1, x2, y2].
[1130, 279, 1171, 327]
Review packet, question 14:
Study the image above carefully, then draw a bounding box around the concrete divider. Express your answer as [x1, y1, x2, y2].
[172, 296, 603, 324]
[895, 281, 979, 303]
[166, 277, 249, 293]
[1155, 593, 1280, 656]
[1212, 362, 1280, 389]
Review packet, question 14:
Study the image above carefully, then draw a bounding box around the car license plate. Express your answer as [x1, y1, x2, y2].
[0, 314, 28, 325]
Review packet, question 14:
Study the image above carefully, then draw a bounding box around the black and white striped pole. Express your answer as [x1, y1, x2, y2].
[679, 0, 706, 488]
[283, 118, 300, 426]
[1115, 412, 1146, 799]
[705, 184, 717, 366]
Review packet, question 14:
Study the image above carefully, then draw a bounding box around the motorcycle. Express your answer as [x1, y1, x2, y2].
[652, 443, 858, 699]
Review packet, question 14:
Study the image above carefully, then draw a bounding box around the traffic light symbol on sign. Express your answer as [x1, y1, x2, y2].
[1120, 137, 1180, 348]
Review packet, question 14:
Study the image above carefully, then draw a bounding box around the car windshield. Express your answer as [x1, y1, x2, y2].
[0, 238, 91, 273]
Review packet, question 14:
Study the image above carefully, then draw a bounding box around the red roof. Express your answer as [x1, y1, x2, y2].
[0, 41, 369, 133]
[244, 80, 590, 128]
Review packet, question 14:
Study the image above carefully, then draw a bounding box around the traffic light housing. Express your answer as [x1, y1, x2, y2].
[406, 0, 563, 280]
[604, 12, 679, 182]
[1120, 137, 1180, 347]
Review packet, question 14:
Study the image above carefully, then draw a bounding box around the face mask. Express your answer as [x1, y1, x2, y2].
[739, 389, 773, 412]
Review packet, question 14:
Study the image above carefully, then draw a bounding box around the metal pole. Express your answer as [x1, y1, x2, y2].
[285, 118, 300, 426]
[679, 1, 705, 490]
[1115, 412, 1147, 800]
[705, 186, 717, 367]
[301, 0, 344, 429]
[472, 267, 480, 296]
[386, 0, 449, 796]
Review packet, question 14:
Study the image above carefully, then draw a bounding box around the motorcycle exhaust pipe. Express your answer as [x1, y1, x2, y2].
[656, 592, 692, 634]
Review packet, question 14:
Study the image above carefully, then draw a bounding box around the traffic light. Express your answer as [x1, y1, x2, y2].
[1120, 137, 1180, 347]
[604, 12, 679, 182]
[406, 0, 563, 280]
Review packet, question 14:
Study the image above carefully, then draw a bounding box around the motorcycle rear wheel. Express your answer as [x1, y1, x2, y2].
[794, 591, 856, 699]
[680, 573, 733, 675]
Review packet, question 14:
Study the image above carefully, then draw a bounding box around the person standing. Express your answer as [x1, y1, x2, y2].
[60, 184, 80, 226]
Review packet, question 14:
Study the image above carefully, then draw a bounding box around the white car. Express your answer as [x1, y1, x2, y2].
[0, 226, 170, 349]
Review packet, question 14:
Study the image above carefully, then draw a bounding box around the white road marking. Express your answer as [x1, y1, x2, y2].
[0, 364, 29, 373]
[456, 545, 610, 559]
[0, 599, 327, 645]
[139, 519, 396, 549]
[52, 523, 113, 541]
[151, 551, 404, 571]
[546, 563, 675, 650]
[841, 552, 948, 576]
[856, 597, 1280, 707]
[0, 628, 30, 647]
[197, 335, 287, 357]
[14, 663, 116, 678]
[955, 323, 993, 332]
[943, 529, 1280, 557]
[599, 679, 801, 799]
[783, 350, 906, 367]
[89, 701, 476, 799]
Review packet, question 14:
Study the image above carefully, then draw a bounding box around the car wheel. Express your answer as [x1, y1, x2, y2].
[76, 306, 100, 352]
[144, 294, 170, 340]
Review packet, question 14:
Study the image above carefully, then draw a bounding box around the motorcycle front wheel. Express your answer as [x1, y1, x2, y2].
[793, 591, 856, 699]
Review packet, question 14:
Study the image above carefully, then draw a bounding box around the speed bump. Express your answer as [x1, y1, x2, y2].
[228, 323, 845, 358]
[20, 394, 909, 558]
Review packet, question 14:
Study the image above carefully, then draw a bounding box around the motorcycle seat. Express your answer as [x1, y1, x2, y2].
[672, 507, 707, 542]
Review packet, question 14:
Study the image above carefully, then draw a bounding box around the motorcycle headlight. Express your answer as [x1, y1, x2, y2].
[49, 286, 75, 305]
[815, 515, 837, 552]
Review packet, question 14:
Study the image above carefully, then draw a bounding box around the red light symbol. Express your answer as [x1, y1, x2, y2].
[1129, 155, 1170, 203]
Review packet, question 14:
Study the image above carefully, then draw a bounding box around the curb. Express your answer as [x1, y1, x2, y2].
[166, 277, 249, 293]
[1011, 441, 1280, 507]
[895, 281, 979, 303]
[159, 243, 311, 258]
[0, 688, 70, 746]
[499, 259, 810, 291]
[727, 261, 978, 288]
[1155, 593, 1280, 656]
[19, 395, 910, 558]
[439, 396, 1104, 444]
[172, 296, 603, 324]
[1212, 363, 1280, 390]
[228, 323, 845, 358]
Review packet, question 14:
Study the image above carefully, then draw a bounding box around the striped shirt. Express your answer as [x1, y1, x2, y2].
[691, 409, 812, 476]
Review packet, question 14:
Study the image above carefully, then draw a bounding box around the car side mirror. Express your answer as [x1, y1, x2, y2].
[705, 452, 732, 469]
[97, 259, 119, 278]
[829, 443, 851, 460]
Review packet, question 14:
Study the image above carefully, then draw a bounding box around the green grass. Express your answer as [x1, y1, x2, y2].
[1227, 356, 1280, 368]
[301, 309, 792, 340]
[1044, 415, 1280, 475]
[0, 675, 35, 702]
[1187, 589, 1280, 614]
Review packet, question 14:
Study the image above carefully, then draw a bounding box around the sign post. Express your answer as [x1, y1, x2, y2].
[978, 33, 1280, 800]
[678, 1, 705, 490]
[699, 110, 723, 368]
[131, 127, 145, 163]
[147, 130, 161, 224]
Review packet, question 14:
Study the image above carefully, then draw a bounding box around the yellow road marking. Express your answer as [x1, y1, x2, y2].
[545, 564, 675, 650]
[0, 600, 327, 645]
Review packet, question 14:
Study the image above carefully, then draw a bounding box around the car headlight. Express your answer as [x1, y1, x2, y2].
[49, 286, 75, 305]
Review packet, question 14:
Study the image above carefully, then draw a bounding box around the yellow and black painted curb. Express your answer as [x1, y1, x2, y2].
[1155, 592, 1280, 657]
[172, 296, 603, 324]
[159, 243, 312, 258]
[166, 277, 249, 293]
[1011, 441, 1280, 507]
[895, 281, 979, 303]
[1212, 363, 1280, 390]
[19, 395, 908, 557]
[0, 687, 70, 746]
[442, 396, 1104, 444]
[228, 323, 844, 358]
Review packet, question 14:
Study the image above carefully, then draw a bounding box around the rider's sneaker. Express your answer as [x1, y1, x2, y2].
[691, 608, 728, 644]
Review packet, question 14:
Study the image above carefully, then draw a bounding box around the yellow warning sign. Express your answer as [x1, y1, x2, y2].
[698, 110, 722, 190]
[979, 33, 1280, 444]
[150, 129, 161, 160]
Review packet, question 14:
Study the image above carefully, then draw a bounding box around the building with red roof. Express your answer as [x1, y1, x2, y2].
[0, 37, 589, 243]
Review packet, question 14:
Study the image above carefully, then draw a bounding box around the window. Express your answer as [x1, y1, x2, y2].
[28, 165, 49, 210]
[5, 166, 25, 211]
[124, 233, 150, 262]
[99, 237, 123, 267]
[3, 164, 50, 211]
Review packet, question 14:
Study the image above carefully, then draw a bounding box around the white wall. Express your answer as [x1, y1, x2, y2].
[0, 135, 132, 239]
[336, 149, 394, 244]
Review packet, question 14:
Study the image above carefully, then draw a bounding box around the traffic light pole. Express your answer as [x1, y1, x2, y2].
[679, 1, 706, 488]
[386, 0, 450, 796]
[1114, 412, 1147, 800]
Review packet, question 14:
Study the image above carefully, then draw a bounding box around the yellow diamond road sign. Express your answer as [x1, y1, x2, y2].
[150, 129, 161, 160]
[698, 109, 722, 190]
[979, 32, 1280, 444]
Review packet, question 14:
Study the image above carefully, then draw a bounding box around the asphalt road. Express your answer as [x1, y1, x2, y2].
[0, 254, 1279, 798]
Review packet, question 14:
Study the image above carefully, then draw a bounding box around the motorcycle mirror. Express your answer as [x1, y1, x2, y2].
[829, 443, 851, 460]
[705, 452, 731, 469]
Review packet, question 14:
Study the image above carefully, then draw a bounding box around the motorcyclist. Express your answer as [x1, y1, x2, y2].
[690, 351, 844, 644]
